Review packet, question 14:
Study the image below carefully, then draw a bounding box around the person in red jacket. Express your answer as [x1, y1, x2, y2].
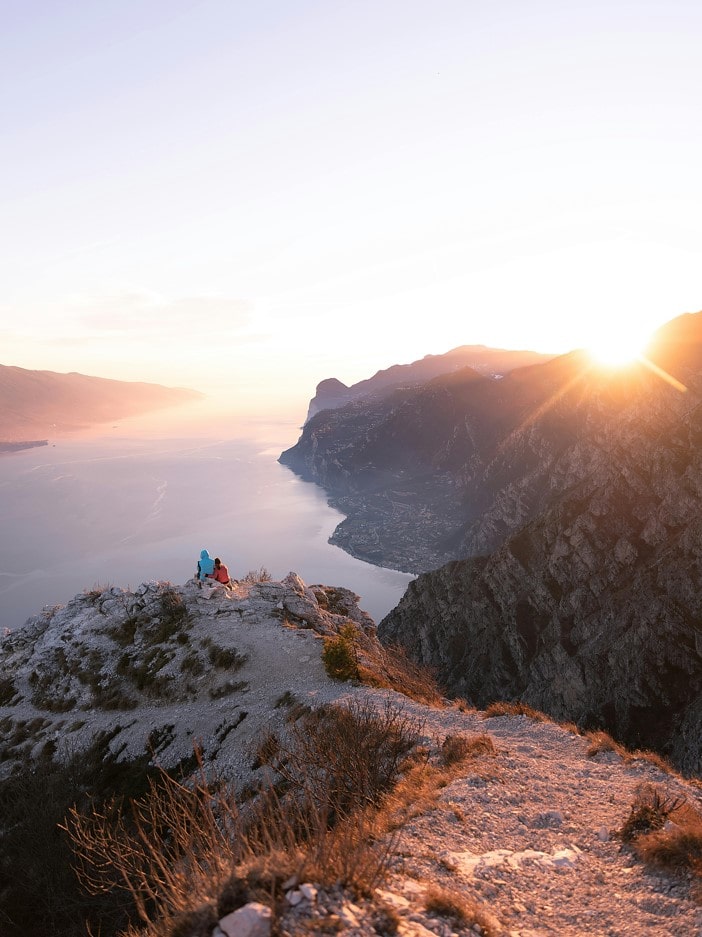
[212, 557, 231, 585]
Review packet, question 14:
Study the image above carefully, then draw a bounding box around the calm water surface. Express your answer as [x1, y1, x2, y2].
[0, 402, 414, 630]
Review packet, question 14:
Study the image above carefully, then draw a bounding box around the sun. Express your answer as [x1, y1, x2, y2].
[586, 329, 648, 368]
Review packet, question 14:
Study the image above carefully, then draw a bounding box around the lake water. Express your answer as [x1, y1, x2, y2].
[0, 400, 415, 631]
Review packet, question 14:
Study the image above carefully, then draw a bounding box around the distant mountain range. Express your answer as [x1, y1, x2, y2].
[280, 312, 702, 771]
[0, 365, 202, 448]
[305, 344, 553, 422]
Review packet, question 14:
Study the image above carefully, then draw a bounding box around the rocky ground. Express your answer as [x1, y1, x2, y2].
[1, 577, 701, 935]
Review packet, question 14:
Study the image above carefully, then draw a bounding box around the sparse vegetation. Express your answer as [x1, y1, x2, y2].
[152, 588, 190, 643]
[357, 641, 443, 706]
[209, 680, 248, 700]
[83, 584, 110, 603]
[483, 700, 549, 722]
[274, 690, 298, 708]
[440, 732, 495, 767]
[586, 729, 628, 759]
[617, 783, 702, 894]
[619, 783, 686, 843]
[207, 644, 247, 670]
[64, 699, 422, 935]
[0, 676, 17, 705]
[242, 567, 272, 582]
[424, 884, 499, 936]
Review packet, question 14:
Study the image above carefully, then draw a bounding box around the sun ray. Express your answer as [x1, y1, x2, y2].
[636, 355, 687, 394]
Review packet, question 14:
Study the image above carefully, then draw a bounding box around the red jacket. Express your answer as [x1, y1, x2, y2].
[212, 563, 230, 583]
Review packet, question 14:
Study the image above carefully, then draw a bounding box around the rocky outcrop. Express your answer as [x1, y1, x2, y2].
[0, 574, 378, 783]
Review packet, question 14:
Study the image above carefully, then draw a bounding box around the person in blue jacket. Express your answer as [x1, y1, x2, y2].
[196, 548, 215, 581]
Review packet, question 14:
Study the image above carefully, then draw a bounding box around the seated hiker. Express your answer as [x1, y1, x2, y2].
[212, 557, 231, 584]
[197, 548, 215, 581]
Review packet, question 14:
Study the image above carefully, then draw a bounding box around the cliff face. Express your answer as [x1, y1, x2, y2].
[377, 316, 702, 774]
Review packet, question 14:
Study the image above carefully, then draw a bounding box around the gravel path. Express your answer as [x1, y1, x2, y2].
[327, 701, 702, 937]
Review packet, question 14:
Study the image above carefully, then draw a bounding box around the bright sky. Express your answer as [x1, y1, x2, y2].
[2, 0, 701, 416]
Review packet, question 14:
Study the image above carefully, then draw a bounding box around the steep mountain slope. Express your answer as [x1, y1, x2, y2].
[305, 344, 553, 422]
[0, 365, 202, 445]
[373, 315, 702, 773]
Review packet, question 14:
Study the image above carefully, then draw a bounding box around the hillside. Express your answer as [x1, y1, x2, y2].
[1, 575, 701, 936]
[0, 365, 202, 446]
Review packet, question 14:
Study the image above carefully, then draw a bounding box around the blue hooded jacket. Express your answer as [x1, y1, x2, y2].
[198, 549, 215, 580]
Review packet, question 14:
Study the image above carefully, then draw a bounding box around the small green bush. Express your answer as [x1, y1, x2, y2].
[322, 623, 359, 681]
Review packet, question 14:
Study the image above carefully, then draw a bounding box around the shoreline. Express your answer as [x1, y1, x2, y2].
[0, 439, 49, 454]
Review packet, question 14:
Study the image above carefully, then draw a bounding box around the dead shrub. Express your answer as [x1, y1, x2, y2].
[618, 784, 686, 843]
[64, 753, 245, 933]
[440, 733, 495, 767]
[274, 698, 421, 821]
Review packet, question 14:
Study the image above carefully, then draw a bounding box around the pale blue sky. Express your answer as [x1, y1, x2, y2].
[2, 1, 701, 414]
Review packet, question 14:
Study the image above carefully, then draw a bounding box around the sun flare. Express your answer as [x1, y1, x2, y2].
[586, 330, 648, 368]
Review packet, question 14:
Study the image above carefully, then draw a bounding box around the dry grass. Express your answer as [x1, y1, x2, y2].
[357, 642, 443, 706]
[587, 734, 679, 777]
[629, 748, 677, 775]
[424, 884, 501, 936]
[383, 731, 499, 833]
[585, 729, 628, 759]
[242, 567, 272, 583]
[483, 700, 549, 722]
[440, 733, 495, 767]
[619, 784, 702, 893]
[64, 700, 421, 935]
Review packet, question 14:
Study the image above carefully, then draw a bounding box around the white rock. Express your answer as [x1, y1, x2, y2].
[299, 883, 318, 902]
[218, 902, 272, 937]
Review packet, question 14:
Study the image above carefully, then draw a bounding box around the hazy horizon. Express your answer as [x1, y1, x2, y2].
[2, 1, 701, 406]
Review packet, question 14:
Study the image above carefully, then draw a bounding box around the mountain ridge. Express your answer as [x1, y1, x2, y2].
[305, 343, 554, 422]
[0, 364, 202, 446]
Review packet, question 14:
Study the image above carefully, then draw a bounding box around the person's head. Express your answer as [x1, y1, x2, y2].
[214, 557, 221, 566]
